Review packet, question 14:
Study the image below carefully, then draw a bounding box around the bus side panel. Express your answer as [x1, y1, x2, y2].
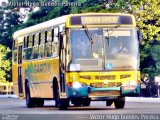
[36, 58, 60, 98]
[22, 58, 59, 99]
[12, 63, 19, 96]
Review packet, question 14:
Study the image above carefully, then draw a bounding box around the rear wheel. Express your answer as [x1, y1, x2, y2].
[25, 82, 36, 108]
[114, 96, 125, 109]
[36, 99, 44, 107]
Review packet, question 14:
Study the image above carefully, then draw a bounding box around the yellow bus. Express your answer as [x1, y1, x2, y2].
[12, 13, 142, 110]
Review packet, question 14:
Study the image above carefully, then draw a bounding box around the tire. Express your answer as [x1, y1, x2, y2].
[54, 89, 59, 107]
[53, 80, 69, 110]
[114, 96, 125, 109]
[106, 99, 113, 106]
[25, 82, 35, 108]
[36, 99, 44, 107]
[81, 98, 91, 106]
[74, 102, 81, 107]
[72, 98, 81, 107]
[58, 99, 69, 110]
[53, 81, 59, 107]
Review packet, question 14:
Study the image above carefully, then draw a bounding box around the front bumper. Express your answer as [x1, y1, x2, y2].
[67, 85, 140, 100]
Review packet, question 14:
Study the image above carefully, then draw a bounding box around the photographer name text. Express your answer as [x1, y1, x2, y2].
[2, 1, 82, 7]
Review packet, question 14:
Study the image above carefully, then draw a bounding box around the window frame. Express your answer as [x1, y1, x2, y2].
[51, 27, 59, 58]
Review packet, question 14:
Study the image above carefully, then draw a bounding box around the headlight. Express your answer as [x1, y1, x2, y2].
[122, 81, 130, 86]
[72, 82, 82, 88]
[129, 81, 137, 86]
[122, 80, 137, 86]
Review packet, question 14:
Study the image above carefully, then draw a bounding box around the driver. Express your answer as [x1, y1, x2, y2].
[111, 40, 128, 54]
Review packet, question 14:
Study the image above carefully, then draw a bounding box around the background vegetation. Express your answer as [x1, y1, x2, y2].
[0, 0, 159, 82]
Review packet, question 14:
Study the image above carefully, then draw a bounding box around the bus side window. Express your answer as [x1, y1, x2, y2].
[45, 30, 52, 58]
[23, 37, 26, 60]
[12, 40, 18, 62]
[32, 34, 39, 59]
[39, 32, 45, 58]
[26, 35, 32, 60]
[52, 27, 59, 57]
[24, 36, 28, 60]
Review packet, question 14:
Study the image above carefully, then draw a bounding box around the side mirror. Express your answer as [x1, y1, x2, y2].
[137, 31, 143, 44]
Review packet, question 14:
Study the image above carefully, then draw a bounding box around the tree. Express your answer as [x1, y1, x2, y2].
[0, 0, 22, 82]
[0, 5, 21, 48]
[0, 44, 11, 82]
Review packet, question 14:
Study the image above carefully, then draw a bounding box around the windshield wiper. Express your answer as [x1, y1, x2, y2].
[82, 25, 94, 49]
[106, 24, 121, 46]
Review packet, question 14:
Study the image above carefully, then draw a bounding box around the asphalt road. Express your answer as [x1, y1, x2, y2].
[0, 98, 160, 120]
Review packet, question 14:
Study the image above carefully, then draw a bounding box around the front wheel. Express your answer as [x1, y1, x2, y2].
[25, 82, 36, 108]
[71, 98, 81, 106]
[58, 99, 69, 110]
[106, 99, 113, 106]
[114, 96, 125, 109]
[53, 83, 69, 110]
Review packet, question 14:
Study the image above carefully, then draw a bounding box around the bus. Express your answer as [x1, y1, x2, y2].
[12, 13, 142, 110]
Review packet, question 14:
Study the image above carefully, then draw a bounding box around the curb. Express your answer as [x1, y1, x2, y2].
[126, 97, 160, 103]
[0, 95, 18, 98]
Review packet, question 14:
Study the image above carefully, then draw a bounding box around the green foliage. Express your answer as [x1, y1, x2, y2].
[111, 0, 160, 79]
[0, 45, 11, 82]
[0, 5, 21, 48]
[0, 1, 22, 82]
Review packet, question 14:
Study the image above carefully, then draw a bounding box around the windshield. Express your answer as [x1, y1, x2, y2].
[104, 28, 139, 70]
[68, 27, 139, 71]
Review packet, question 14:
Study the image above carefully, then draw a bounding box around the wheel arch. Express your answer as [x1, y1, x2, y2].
[52, 76, 58, 87]
[52, 76, 59, 98]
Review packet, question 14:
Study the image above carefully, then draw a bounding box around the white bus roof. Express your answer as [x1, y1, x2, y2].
[13, 15, 67, 39]
[13, 13, 135, 39]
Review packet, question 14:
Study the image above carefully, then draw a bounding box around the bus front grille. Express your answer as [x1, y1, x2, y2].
[95, 75, 116, 80]
[89, 91, 120, 97]
[90, 82, 122, 88]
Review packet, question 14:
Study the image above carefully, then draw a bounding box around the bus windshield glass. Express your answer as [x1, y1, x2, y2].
[69, 27, 139, 71]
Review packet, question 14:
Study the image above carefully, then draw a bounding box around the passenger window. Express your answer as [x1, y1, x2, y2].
[52, 27, 59, 57]
[45, 30, 52, 57]
[28, 36, 32, 48]
[25, 35, 33, 60]
[32, 34, 39, 59]
[23, 37, 26, 48]
[39, 32, 45, 58]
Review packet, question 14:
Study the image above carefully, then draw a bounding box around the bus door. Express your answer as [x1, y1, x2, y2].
[18, 44, 23, 97]
[59, 32, 67, 94]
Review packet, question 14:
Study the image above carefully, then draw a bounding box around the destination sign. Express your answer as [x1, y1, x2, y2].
[81, 16, 119, 25]
[70, 15, 133, 25]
